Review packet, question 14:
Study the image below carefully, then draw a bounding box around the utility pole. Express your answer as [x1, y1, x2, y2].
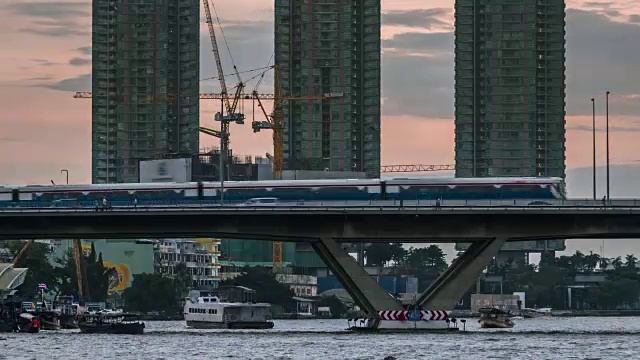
[218, 97, 225, 204]
[591, 98, 596, 200]
[606, 90, 610, 200]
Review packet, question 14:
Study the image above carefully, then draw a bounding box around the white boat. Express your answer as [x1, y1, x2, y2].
[522, 307, 552, 318]
[184, 294, 274, 329]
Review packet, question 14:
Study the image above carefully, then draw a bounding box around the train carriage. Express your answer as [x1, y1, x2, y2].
[386, 177, 565, 201]
[0, 177, 565, 207]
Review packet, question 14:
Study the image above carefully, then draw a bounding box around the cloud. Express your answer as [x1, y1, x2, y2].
[76, 46, 91, 55]
[374, 7, 640, 121]
[383, 8, 452, 30]
[32, 59, 56, 67]
[0, 137, 26, 143]
[199, 20, 274, 93]
[629, 14, 640, 23]
[3, 1, 90, 19]
[5, 1, 90, 38]
[68, 57, 90, 66]
[35, 73, 91, 92]
[380, 30, 454, 119]
[583, 2, 616, 8]
[565, 9, 640, 117]
[383, 31, 453, 56]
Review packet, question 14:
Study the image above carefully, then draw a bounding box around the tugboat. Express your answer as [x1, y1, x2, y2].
[478, 307, 515, 329]
[78, 313, 145, 334]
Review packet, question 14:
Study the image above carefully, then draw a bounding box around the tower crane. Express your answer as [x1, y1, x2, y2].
[251, 65, 344, 180]
[202, 0, 244, 123]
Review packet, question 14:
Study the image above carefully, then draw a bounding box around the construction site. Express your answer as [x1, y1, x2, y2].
[68, 0, 457, 274]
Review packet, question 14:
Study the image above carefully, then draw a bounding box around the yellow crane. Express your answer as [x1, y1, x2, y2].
[251, 65, 344, 180]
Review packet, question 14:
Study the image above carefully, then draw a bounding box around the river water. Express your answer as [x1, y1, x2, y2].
[1, 318, 639, 359]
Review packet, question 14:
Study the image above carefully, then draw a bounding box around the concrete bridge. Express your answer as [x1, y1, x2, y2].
[2, 202, 640, 328]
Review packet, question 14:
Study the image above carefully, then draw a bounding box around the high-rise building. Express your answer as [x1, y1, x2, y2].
[91, 0, 200, 184]
[274, 0, 381, 178]
[454, 0, 566, 178]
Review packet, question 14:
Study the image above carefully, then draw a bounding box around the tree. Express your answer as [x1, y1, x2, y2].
[625, 254, 638, 269]
[365, 243, 394, 267]
[6, 241, 57, 298]
[123, 273, 181, 315]
[220, 266, 294, 307]
[405, 246, 448, 275]
[173, 262, 193, 297]
[612, 256, 624, 270]
[317, 295, 348, 319]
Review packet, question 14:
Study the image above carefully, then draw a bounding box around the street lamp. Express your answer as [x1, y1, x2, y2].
[606, 90, 610, 200]
[60, 169, 69, 185]
[591, 98, 596, 200]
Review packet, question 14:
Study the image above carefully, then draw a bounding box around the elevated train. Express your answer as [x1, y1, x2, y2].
[0, 177, 565, 207]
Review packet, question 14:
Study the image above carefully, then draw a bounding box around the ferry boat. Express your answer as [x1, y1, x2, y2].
[184, 292, 274, 329]
[478, 307, 515, 329]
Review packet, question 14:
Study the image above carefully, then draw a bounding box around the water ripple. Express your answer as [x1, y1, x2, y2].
[2, 318, 640, 359]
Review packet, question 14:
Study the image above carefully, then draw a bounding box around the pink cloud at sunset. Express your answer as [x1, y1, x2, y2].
[0, 0, 640, 186]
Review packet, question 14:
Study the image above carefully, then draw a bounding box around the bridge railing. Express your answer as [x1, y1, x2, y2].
[1, 198, 640, 211]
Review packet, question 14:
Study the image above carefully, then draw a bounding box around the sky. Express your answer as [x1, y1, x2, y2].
[1, 0, 640, 259]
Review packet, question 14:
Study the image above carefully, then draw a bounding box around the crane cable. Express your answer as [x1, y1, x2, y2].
[200, 65, 273, 82]
[253, 54, 275, 94]
[210, 0, 242, 85]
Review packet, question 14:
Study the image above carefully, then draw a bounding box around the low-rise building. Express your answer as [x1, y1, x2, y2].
[276, 274, 318, 297]
[154, 238, 222, 289]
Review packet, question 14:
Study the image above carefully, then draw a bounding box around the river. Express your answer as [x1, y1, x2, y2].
[2, 318, 639, 359]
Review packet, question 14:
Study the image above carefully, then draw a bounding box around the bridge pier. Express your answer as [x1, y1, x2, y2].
[311, 237, 402, 327]
[416, 237, 508, 310]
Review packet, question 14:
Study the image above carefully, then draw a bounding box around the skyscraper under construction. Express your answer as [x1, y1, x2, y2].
[91, 0, 200, 184]
[454, 0, 567, 178]
[274, 1, 381, 178]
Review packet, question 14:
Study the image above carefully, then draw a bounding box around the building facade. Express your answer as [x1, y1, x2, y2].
[92, 0, 200, 183]
[154, 238, 222, 289]
[274, 0, 381, 178]
[454, 0, 566, 178]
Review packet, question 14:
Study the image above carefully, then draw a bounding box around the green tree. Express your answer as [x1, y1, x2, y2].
[317, 295, 348, 319]
[365, 243, 394, 267]
[173, 262, 193, 297]
[220, 266, 294, 307]
[612, 256, 624, 270]
[6, 241, 57, 298]
[123, 273, 181, 315]
[625, 254, 638, 269]
[405, 245, 448, 275]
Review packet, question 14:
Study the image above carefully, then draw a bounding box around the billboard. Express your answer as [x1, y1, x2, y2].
[455, 240, 566, 252]
[139, 158, 192, 183]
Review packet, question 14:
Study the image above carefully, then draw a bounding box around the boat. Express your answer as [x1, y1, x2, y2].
[34, 310, 61, 330]
[17, 313, 40, 333]
[54, 296, 82, 329]
[78, 313, 145, 334]
[478, 307, 515, 329]
[522, 307, 553, 318]
[184, 293, 274, 329]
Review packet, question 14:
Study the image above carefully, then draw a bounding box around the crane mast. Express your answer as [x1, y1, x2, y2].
[203, 0, 230, 113]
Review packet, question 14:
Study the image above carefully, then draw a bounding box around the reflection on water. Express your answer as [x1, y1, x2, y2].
[2, 318, 640, 359]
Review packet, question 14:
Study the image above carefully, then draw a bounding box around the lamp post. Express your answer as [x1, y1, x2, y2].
[591, 98, 596, 200]
[60, 169, 69, 185]
[606, 90, 610, 200]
